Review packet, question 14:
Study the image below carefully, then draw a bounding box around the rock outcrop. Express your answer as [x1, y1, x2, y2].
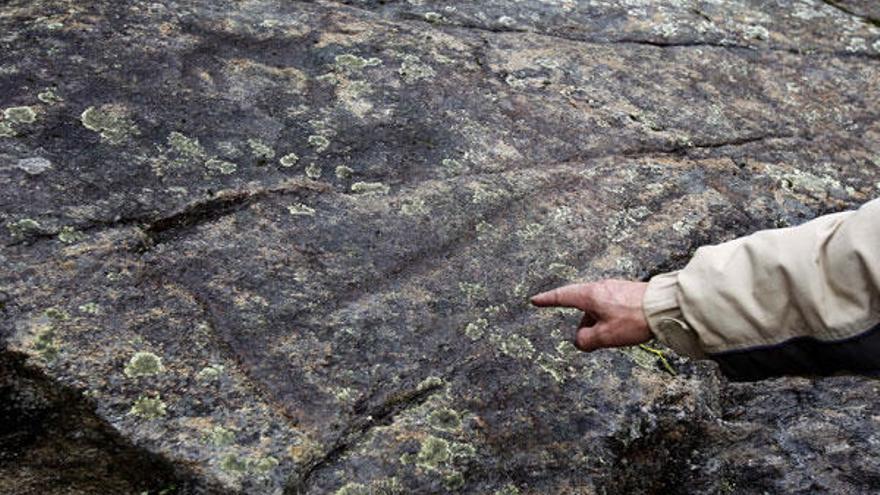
[1, 1, 879, 493]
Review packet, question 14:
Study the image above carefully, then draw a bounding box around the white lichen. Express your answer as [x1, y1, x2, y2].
[279, 152, 300, 167]
[287, 203, 316, 216]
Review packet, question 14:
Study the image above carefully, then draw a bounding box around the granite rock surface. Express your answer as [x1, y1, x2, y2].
[1, 1, 880, 493]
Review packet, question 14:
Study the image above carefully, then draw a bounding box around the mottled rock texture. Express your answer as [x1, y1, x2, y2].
[1, 1, 879, 494]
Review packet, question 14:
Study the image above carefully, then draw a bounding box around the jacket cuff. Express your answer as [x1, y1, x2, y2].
[643, 271, 706, 359]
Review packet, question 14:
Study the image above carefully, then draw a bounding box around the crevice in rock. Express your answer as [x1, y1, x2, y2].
[136, 181, 329, 250]
[439, 132, 800, 186]
[820, 0, 880, 28]
[317, 0, 880, 61]
[285, 379, 445, 495]
[140, 190, 259, 249]
[3, 180, 330, 250]
[645, 132, 797, 154]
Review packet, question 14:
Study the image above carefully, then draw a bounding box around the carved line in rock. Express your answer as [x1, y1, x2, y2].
[819, 0, 880, 27]
[284, 373, 450, 494]
[3, 129, 794, 253]
[310, 0, 880, 61]
[159, 276, 304, 426]
[160, 263, 487, 494]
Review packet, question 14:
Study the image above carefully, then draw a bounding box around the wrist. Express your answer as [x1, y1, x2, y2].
[643, 271, 705, 359]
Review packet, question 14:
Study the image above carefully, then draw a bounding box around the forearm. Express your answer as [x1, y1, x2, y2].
[644, 198, 880, 380]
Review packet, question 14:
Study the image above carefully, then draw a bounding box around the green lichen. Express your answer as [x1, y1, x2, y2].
[167, 131, 207, 161]
[424, 12, 443, 23]
[484, 305, 503, 317]
[475, 221, 494, 241]
[332, 386, 355, 402]
[499, 334, 535, 360]
[517, 223, 545, 242]
[287, 203, 316, 216]
[547, 263, 577, 280]
[307, 134, 331, 152]
[219, 454, 248, 473]
[207, 425, 236, 446]
[219, 453, 278, 476]
[443, 472, 465, 491]
[37, 89, 63, 104]
[494, 484, 521, 495]
[279, 153, 300, 167]
[7, 218, 42, 238]
[305, 163, 322, 179]
[216, 141, 241, 158]
[334, 54, 383, 71]
[57, 226, 84, 244]
[429, 408, 461, 431]
[316, 72, 340, 84]
[449, 442, 476, 462]
[720, 478, 737, 494]
[536, 353, 568, 383]
[441, 158, 464, 175]
[3, 106, 36, 124]
[250, 456, 279, 475]
[417, 376, 445, 392]
[44, 308, 69, 320]
[34, 324, 59, 361]
[335, 165, 354, 179]
[335, 483, 369, 495]
[247, 138, 275, 160]
[206, 158, 237, 175]
[196, 363, 225, 381]
[351, 181, 390, 195]
[403, 434, 473, 488]
[334, 477, 409, 495]
[463, 318, 488, 340]
[130, 395, 167, 419]
[459, 282, 487, 303]
[78, 302, 101, 315]
[416, 435, 450, 470]
[400, 197, 428, 216]
[399, 55, 436, 83]
[470, 184, 505, 205]
[80, 105, 139, 144]
[124, 351, 165, 378]
[0, 121, 14, 137]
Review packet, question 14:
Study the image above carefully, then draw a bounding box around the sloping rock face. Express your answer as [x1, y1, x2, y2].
[1, 1, 879, 494]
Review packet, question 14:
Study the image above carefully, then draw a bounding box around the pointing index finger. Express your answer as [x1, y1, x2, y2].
[530, 283, 593, 311]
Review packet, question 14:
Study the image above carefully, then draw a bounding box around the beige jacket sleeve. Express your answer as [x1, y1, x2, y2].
[643, 198, 880, 379]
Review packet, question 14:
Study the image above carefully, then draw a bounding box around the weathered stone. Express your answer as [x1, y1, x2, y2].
[1, 0, 879, 493]
[16, 157, 51, 175]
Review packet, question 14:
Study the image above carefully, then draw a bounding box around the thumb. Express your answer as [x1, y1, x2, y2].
[574, 323, 612, 352]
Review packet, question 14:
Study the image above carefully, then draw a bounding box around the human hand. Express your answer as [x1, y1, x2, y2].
[530, 280, 651, 351]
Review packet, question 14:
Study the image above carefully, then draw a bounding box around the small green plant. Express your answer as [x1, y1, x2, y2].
[638, 344, 676, 375]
